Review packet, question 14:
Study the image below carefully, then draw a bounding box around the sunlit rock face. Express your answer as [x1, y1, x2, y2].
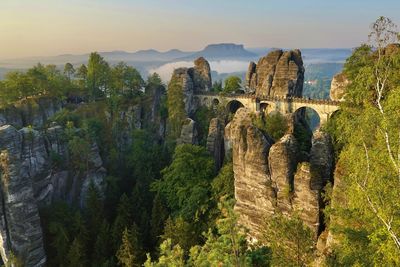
[225, 108, 274, 239]
[329, 73, 349, 101]
[225, 108, 334, 240]
[246, 49, 304, 97]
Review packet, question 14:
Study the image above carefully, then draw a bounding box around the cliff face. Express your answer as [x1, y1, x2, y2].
[225, 108, 274, 238]
[0, 97, 63, 129]
[0, 123, 106, 266]
[206, 118, 224, 171]
[225, 108, 333, 240]
[246, 49, 304, 97]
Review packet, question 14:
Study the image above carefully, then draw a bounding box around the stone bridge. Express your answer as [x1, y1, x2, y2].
[193, 92, 340, 125]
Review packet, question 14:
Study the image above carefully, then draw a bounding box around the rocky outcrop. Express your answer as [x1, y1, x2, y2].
[310, 130, 334, 189]
[268, 134, 299, 214]
[246, 49, 304, 97]
[292, 162, 321, 235]
[168, 58, 212, 115]
[0, 124, 106, 266]
[226, 108, 334, 239]
[0, 97, 63, 128]
[329, 73, 349, 101]
[225, 108, 274, 238]
[193, 57, 212, 92]
[206, 118, 224, 170]
[177, 118, 198, 145]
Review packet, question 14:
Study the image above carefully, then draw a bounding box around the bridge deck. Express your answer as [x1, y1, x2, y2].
[194, 92, 340, 106]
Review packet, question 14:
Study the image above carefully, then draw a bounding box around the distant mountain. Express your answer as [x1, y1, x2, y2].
[178, 43, 257, 60]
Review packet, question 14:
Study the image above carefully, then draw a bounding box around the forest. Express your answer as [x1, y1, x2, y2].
[0, 17, 399, 267]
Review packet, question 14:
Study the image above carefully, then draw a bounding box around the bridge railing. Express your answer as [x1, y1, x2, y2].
[194, 92, 340, 106]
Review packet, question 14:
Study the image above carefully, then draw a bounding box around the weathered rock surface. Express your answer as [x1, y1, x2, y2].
[193, 57, 212, 92]
[169, 57, 212, 115]
[0, 125, 46, 266]
[310, 130, 334, 189]
[0, 123, 106, 266]
[226, 108, 274, 238]
[268, 134, 299, 214]
[246, 49, 304, 97]
[206, 118, 224, 170]
[0, 97, 63, 128]
[329, 73, 349, 101]
[226, 108, 334, 240]
[292, 162, 321, 236]
[177, 118, 198, 145]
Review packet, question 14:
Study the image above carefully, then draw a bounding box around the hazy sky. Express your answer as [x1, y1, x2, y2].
[1, 0, 399, 59]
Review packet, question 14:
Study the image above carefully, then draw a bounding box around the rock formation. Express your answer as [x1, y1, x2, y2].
[168, 57, 212, 115]
[206, 118, 224, 170]
[246, 49, 304, 97]
[0, 97, 63, 128]
[177, 118, 198, 145]
[310, 130, 334, 189]
[225, 108, 275, 238]
[330, 73, 349, 101]
[224, 108, 334, 239]
[193, 57, 212, 91]
[268, 134, 299, 214]
[0, 123, 107, 266]
[292, 162, 321, 235]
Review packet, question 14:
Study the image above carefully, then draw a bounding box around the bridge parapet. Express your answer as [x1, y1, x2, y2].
[194, 92, 341, 106]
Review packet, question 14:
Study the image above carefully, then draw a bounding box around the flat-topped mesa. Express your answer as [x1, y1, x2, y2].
[246, 49, 304, 98]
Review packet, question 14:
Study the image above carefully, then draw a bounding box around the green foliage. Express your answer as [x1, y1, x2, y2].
[223, 76, 242, 94]
[0, 63, 74, 106]
[162, 216, 198, 253]
[192, 106, 215, 146]
[116, 227, 141, 267]
[211, 80, 223, 93]
[324, 17, 400, 265]
[167, 77, 186, 138]
[152, 144, 215, 220]
[87, 52, 111, 100]
[110, 62, 144, 98]
[189, 199, 250, 267]
[252, 112, 288, 141]
[211, 162, 234, 201]
[144, 239, 185, 267]
[293, 120, 312, 153]
[262, 213, 315, 267]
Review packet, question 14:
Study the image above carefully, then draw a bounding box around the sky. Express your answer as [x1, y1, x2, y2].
[0, 0, 399, 59]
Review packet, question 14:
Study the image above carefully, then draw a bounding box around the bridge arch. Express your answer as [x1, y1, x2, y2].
[212, 98, 220, 106]
[227, 100, 245, 114]
[294, 106, 321, 132]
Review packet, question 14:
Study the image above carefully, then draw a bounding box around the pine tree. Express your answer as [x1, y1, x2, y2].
[116, 227, 141, 267]
[67, 237, 87, 267]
